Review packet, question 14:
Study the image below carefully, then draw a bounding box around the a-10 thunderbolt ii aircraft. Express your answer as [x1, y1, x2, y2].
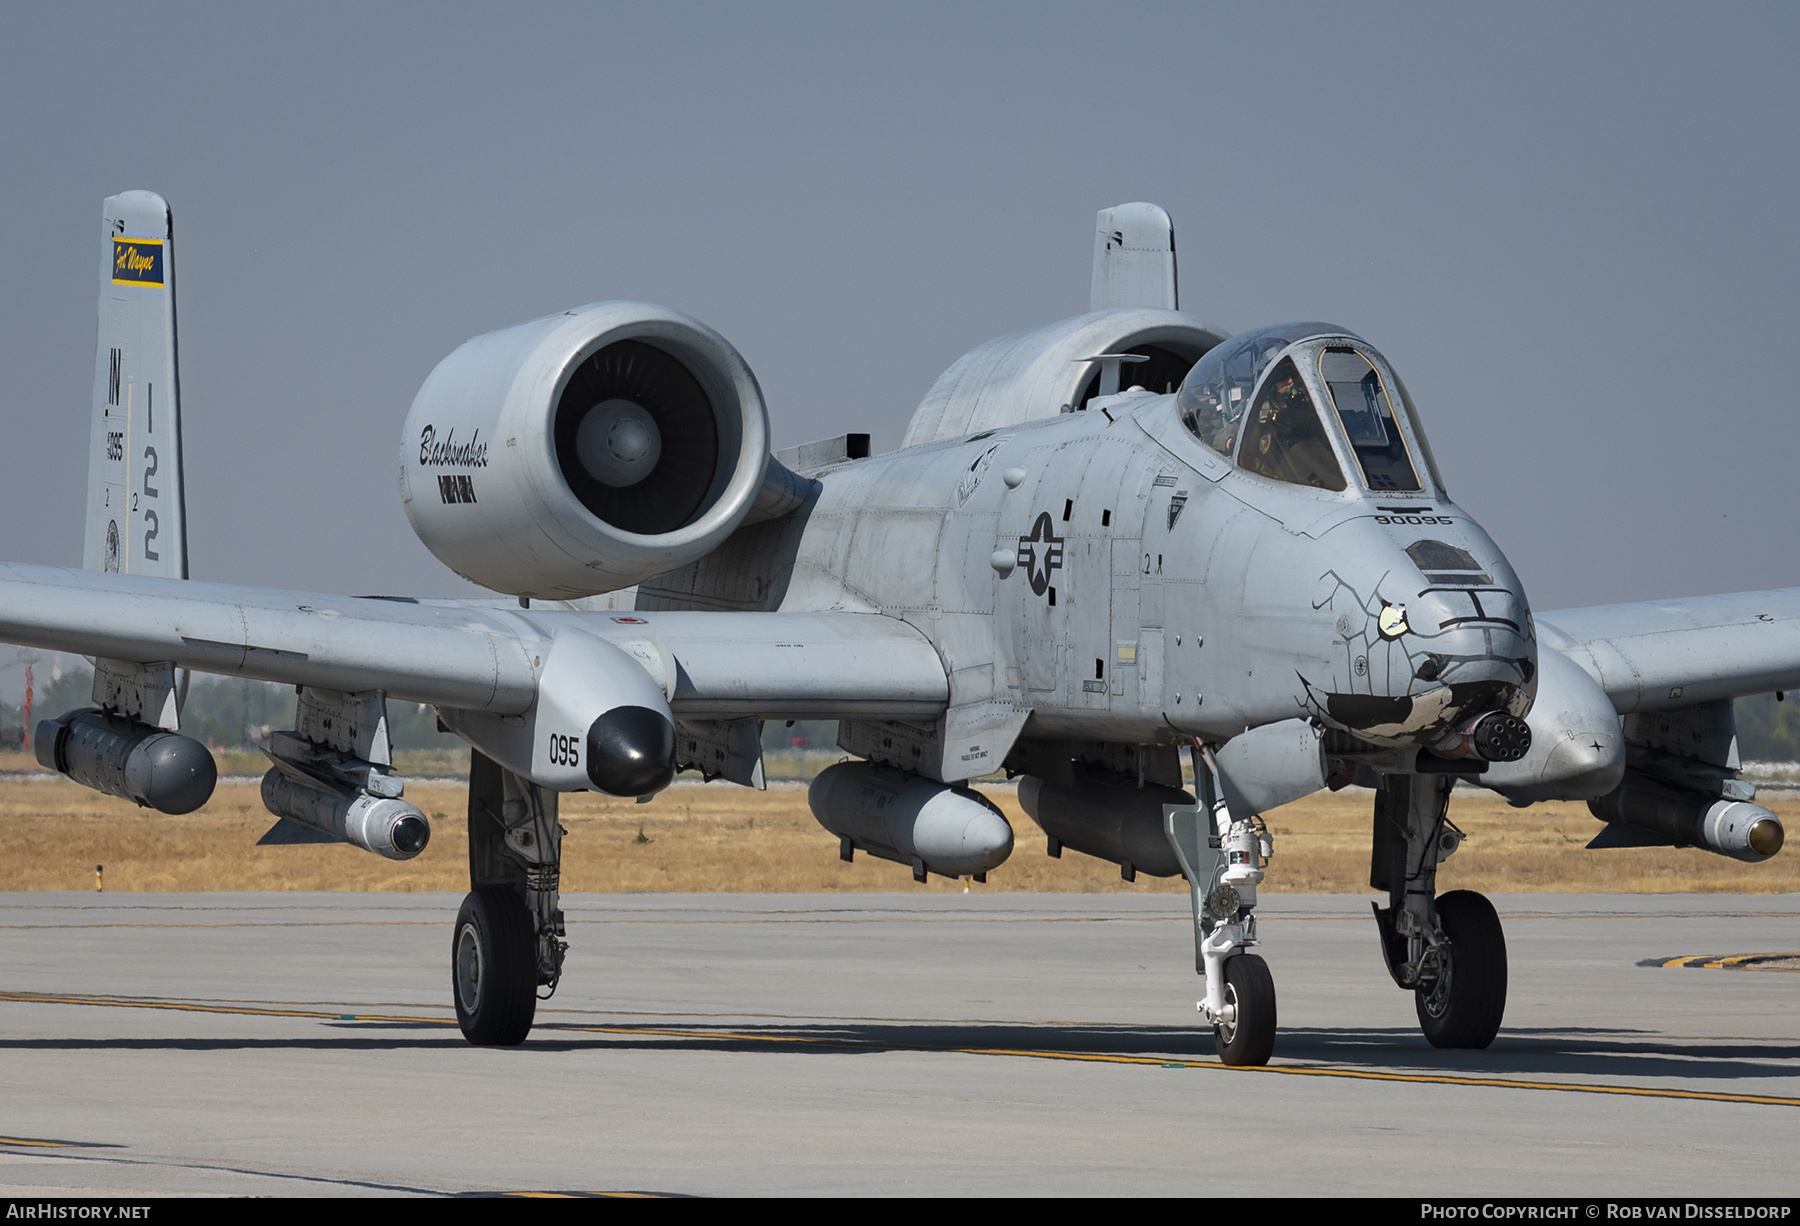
[2, 192, 1794, 1065]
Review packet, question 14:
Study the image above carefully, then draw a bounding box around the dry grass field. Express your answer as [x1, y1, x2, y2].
[0, 763, 1795, 896]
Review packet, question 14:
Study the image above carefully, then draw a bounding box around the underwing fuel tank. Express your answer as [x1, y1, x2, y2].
[261, 770, 431, 861]
[809, 761, 1013, 880]
[1588, 776, 1784, 864]
[35, 708, 217, 815]
[1017, 773, 1194, 879]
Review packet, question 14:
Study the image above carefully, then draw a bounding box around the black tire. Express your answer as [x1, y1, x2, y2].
[452, 886, 537, 1046]
[1213, 953, 1277, 1067]
[1416, 890, 1507, 1049]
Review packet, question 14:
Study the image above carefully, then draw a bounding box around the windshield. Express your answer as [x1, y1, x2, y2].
[1236, 356, 1346, 491]
[1317, 347, 1420, 492]
[1392, 373, 1447, 494]
[1177, 322, 1351, 457]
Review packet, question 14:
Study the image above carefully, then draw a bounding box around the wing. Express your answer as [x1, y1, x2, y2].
[1537, 587, 1800, 712]
[0, 562, 948, 720]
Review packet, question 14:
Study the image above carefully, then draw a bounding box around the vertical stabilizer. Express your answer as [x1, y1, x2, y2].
[1090, 202, 1178, 312]
[85, 191, 188, 579]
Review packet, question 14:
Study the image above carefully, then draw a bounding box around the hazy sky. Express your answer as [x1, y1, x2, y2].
[2, 2, 1796, 615]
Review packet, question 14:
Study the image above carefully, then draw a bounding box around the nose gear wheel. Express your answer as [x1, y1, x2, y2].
[1213, 952, 1277, 1066]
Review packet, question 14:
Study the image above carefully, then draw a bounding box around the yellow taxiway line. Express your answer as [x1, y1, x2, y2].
[4, 989, 1798, 1109]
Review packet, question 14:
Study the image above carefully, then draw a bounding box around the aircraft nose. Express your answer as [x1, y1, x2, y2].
[1304, 524, 1538, 748]
[1394, 582, 1536, 725]
[1409, 583, 1529, 646]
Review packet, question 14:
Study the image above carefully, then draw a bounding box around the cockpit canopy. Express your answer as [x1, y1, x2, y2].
[1176, 323, 1445, 496]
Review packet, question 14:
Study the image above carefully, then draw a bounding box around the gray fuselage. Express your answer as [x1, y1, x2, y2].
[640, 389, 1537, 756]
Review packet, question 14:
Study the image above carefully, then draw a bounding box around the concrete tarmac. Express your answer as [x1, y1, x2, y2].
[0, 890, 1797, 1197]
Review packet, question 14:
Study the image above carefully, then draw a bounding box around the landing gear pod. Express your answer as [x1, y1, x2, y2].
[809, 761, 1013, 880]
[35, 708, 216, 815]
[260, 770, 432, 861]
[586, 705, 677, 797]
[1212, 718, 1328, 813]
[439, 628, 677, 796]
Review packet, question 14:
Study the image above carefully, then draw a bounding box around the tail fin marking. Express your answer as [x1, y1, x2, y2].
[85, 190, 188, 579]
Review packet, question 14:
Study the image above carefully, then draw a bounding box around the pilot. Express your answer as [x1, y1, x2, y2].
[1249, 366, 1307, 467]
[1247, 365, 1343, 490]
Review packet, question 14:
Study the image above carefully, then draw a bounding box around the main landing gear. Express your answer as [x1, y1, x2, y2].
[1370, 774, 1507, 1048]
[454, 750, 568, 1045]
[1165, 746, 1278, 1066]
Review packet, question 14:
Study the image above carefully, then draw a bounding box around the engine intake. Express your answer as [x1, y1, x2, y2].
[403, 302, 772, 597]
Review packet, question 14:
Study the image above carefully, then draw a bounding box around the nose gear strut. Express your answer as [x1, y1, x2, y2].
[1164, 742, 1278, 1066]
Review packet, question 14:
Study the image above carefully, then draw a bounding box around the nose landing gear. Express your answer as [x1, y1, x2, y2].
[1213, 952, 1277, 1065]
[1167, 745, 1279, 1067]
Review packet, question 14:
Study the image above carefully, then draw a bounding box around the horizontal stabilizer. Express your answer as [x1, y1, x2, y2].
[256, 817, 340, 846]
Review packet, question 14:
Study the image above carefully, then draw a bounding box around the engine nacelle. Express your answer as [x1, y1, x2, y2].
[35, 708, 217, 815]
[809, 761, 1014, 880]
[402, 302, 772, 598]
[1018, 772, 1193, 879]
[261, 769, 431, 861]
